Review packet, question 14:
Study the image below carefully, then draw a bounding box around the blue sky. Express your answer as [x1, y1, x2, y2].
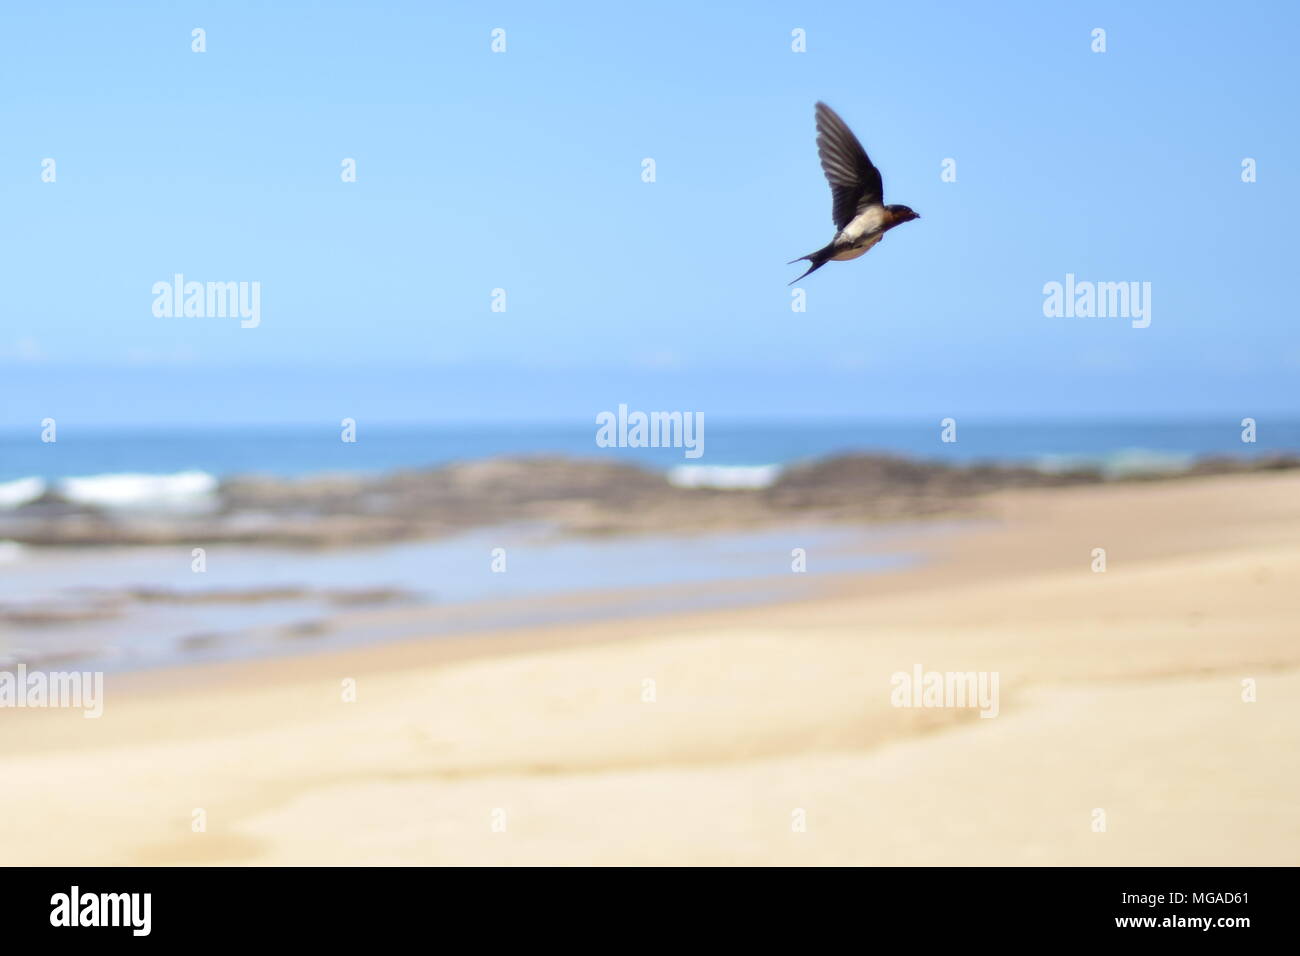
[1, 0, 1296, 426]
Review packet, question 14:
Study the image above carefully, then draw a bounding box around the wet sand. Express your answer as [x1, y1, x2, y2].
[1, 472, 1298, 865]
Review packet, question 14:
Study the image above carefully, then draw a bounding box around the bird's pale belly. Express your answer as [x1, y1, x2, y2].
[830, 233, 882, 261]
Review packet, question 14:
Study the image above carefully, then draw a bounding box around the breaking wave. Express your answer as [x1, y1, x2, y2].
[0, 476, 46, 509]
[666, 464, 782, 490]
[56, 470, 219, 511]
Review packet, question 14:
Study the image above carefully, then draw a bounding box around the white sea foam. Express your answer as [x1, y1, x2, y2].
[0, 540, 26, 562]
[57, 470, 219, 511]
[666, 464, 781, 490]
[0, 477, 46, 509]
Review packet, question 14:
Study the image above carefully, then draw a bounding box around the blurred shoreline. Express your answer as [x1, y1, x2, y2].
[2, 449, 1297, 672]
[0, 520, 928, 672]
[2, 448, 1297, 548]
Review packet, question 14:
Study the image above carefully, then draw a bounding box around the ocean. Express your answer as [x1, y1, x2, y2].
[2, 419, 1296, 488]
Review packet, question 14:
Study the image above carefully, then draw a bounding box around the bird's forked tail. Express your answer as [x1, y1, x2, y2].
[787, 245, 834, 285]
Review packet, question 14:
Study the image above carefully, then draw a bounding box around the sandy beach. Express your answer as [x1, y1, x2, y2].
[2, 470, 1298, 866]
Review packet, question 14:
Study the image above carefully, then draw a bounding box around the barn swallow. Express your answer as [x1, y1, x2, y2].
[789, 102, 919, 284]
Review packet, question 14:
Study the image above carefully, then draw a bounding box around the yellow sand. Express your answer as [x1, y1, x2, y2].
[2, 472, 1298, 865]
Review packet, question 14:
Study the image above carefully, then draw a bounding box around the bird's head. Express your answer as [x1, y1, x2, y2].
[887, 205, 920, 224]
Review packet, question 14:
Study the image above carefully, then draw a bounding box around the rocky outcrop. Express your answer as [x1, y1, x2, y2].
[1, 453, 1295, 548]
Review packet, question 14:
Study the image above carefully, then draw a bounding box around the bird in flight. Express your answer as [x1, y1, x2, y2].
[789, 101, 919, 284]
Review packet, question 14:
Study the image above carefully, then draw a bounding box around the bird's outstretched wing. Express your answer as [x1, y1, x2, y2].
[814, 102, 884, 230]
